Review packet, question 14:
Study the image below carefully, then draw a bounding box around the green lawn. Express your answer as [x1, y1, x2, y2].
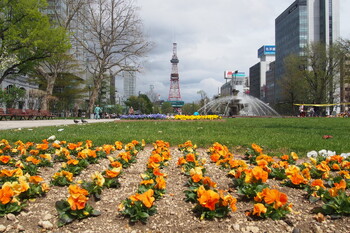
[1, 117, 349, 156]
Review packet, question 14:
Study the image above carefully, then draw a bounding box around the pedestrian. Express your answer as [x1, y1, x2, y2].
[309, 107, 315, 117]
[94, 105, 101, 119]
[128, 106, 134, 115]
[299, 105, 305, 117]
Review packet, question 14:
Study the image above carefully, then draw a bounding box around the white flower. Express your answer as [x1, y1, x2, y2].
[47, 135, 56, 141]
[340, 153, 350, 158]
[318, 149, 328, 157]
[57, 129, 64, 132]
[307, 150, 318, 158]
[54, 140, 60, 144]
[326, 150, 336, 157]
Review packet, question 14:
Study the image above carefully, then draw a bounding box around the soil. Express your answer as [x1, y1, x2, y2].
[0, 147, 348, 233]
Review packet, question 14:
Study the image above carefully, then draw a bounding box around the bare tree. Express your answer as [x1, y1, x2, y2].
[75, 0, 151, 113]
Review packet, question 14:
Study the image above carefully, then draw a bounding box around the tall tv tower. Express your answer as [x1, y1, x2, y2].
[168, 43, 182, 101]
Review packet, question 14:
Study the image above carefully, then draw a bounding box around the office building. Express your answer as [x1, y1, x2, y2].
[123, 71, 137, 99]
[274, 0, 340, 104]
[249, 45, 276, 101]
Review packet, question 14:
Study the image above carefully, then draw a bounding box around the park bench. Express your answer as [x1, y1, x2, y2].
[25, 109, 42, 120]
[7, 108, 31, 120]
[0, 108, 11, 120]
[40, 110, 56, 119]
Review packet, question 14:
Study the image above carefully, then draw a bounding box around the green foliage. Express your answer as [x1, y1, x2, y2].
[120, 199, 157, 223]
[18, 183, 47, 199]
[161, 102, 173, 114]
[55, 200, 100, 227]
[0, 201, 25, 217]
[124, 95, 154, 114]
[0, 0, 70, 83]
[193, 204, 230, 220]
[51, 175, 73, 187]
[81, 181, 103, 201]
[237, 183, 269, 200]
[182, 103, 200, 115]
[0, 85, 26, 108]
[314, 191, 350, 216]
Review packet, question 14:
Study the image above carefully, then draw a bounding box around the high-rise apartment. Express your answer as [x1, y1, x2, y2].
[274, 0, 340, 104]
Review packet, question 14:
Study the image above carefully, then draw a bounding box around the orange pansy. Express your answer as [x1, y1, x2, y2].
[154, 176, 166, 190]
[251, 143, 263, 154]
[311, 179, 326, 189]
[197, 189, 220, 211]
[68, 194, 88, 210]
[185, 153, 196, 162]
[29, 176, 44, 184]
[129, 189, 155, 208]
[0, 186, 14, 205]
[252, 203, 267, 216]
[191, 174, 203, 183]
[0, 156, 11, 164]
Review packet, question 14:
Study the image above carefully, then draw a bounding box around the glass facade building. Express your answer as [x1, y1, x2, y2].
[274, 0, 339, 104]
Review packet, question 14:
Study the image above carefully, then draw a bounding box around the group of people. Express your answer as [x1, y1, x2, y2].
[298, 105, 323, 117]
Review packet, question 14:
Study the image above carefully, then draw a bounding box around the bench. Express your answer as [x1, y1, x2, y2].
[25, 109, 42, 120]
[0, 108, 11, 120]
[40, 110, 56, 119]
[7, 108, 31, 120]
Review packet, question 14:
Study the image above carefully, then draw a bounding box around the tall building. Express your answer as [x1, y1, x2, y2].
[274, 0, 340, 104]
[123, 71, 137, 99]
[249, 45, 275, 102]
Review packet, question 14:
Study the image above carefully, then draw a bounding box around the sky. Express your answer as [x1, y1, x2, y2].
[128, 0, 350, 103]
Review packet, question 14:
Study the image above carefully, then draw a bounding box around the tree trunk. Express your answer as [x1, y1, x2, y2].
[41, 76, 56, 111]
[88, 76, 102, 114]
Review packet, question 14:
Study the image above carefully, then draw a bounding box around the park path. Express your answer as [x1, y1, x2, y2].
[0, 118, 116, 130]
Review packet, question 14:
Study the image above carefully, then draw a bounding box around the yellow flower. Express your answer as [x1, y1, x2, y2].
[91, 171, 105, 187]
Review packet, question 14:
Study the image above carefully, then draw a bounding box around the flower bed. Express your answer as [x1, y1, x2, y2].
[119, 114, 167, 120]
[0, 138, 349, 232]
[174, 115, 221, 120]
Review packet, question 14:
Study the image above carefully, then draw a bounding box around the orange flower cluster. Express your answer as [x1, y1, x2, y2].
[52, 170, 74, 183]
[208, 142, 248, 171]
[119, 140, 169, 223]
[178, 141, 237, 219]
[250, 187, 292, 218]
[129, 189, 155, 208]
[67, 184, 89, 210]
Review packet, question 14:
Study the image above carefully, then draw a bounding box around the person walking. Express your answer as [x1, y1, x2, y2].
[94, 105, 101, 119]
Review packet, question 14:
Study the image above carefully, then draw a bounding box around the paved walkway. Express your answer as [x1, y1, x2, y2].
[0, 118, 117, 130]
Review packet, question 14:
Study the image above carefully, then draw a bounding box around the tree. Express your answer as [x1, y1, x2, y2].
[280, 42, 343, 114]
[303, 42, 342, 104]
[75, 0, 151, 114]
[338, 39, 350, 111]
[161, 102, 173, 114]
[280, 54, 309, 115]
[48, 73, 85, 116]
[182, 103, 200, 115]
[124, 95, 153, 114]
[0, 85, 26, 109]
[0, 0, 70, 84]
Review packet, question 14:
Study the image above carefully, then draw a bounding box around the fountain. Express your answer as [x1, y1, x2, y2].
[198, 92, 280, 117]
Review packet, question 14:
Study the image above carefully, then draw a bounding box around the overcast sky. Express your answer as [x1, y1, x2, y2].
[128, 0, 350, 103]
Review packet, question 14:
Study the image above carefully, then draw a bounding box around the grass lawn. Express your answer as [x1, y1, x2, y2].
[1, 117, 349, 156]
